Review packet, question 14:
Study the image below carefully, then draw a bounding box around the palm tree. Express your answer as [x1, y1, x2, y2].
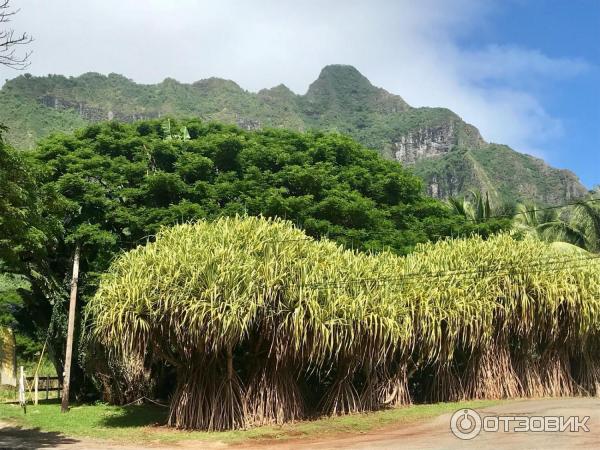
[514, 198, 600, 253]
[162, 119, 190, 141]
[513, 203, 558, 237]
[449, 191, 515, 223]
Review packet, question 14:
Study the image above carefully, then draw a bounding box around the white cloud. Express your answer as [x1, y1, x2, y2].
[460, 45, 589, 85]
[0, 0, 588, 160]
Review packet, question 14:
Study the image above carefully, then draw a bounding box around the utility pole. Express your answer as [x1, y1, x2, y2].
[61, 245, 80, 413]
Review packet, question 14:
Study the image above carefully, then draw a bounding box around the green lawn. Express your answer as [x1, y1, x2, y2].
[0, 399, 500, 445]
[0, 386, 16, 403]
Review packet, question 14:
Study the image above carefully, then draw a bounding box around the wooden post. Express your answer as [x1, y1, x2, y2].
[18, 366, 25, 409]
[34, 374, 39, 405]
[61, 245, 80, 413]
[46, 375, 49, 400]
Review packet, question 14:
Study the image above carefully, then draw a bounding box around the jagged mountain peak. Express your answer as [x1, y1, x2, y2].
[313, 64, 372, 85]
[306, 64, 377, 98]
[191, 77, 244, 91]
[303, 64, 410, 124]
[258, 83, 296, 97]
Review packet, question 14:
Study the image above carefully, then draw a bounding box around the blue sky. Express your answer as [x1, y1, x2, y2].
[466, 0, 599, 188]
[1, 0, 598, 187]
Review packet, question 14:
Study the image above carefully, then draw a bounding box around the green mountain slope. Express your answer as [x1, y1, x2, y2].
[0, 65, 587, 205]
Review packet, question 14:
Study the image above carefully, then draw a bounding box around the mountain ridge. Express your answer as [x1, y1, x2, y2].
[0, 64, 587, 205]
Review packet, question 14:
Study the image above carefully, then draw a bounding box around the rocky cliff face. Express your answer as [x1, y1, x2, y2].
[0, 65, 589, 205]
[38, 95, 161, 123]
[390, 115, 485, 166]
[392, 123, 456, 164]
[413, 144, 588, 204]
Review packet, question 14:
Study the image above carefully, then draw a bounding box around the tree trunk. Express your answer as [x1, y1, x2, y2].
[61, 245, 80, 413]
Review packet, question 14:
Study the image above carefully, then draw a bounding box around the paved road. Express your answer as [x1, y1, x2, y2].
[1, 398, 599, 449]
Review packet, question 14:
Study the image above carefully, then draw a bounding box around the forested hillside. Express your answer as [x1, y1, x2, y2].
[0, 65, 587, 205]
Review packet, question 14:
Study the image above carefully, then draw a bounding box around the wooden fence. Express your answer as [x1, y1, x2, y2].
[23, 375, 62, 404]
[5, 375, 63, 405]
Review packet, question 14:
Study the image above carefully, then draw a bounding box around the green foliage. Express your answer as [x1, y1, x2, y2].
[33, 118, 476, 267]
[468, 144, 567, 203]
[0, 87, 87, 150]
[412, 148, 496, 198]
[0, 142, 57, 266]
[161, 119, 190, 142]
[0, 267, 29, 327]
[0, 140, 64, 370]
[448, 191, 515, 229]
[515, 196, 600, 253]
[0, 69, 466, 157]
[15, 333, 45, 365]
[0, 141, 59, 310]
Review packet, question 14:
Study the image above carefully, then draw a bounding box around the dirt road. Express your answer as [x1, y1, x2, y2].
[1, 398, 599, 449]
[263, 398, 600, 450]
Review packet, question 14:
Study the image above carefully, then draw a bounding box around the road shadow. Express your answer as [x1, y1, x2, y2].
[0, 425, 79, 449]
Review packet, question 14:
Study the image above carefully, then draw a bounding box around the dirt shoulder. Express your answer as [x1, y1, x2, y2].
[256, 398, 600, 450]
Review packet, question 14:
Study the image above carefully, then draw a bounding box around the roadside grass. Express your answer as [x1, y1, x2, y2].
[0, 399, 500, 444]
[0, 386, 16, 403]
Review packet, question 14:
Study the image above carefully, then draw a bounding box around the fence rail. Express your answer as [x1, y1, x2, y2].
[24, 375, 62, 403]
[2, 369, 62, 405]
[18, 376, 62, 405]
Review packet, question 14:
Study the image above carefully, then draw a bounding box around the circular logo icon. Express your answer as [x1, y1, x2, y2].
[450, 408, 482, 440]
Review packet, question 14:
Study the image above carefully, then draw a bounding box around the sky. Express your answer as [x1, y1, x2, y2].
[2, 0, 599, 187]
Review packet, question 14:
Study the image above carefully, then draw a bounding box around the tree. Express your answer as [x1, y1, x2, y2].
[516, 199, 600, 253]
[0, 143, 52, 266]
[0, 0, 32, 69]
[447, 191, 514, 238]
[33, 119, 475, 264]
[513, 203, 558, 238]
[0, 266, 29, 327]
[0, 139, 61, 366]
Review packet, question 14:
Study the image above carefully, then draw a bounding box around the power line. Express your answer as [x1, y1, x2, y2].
[262, 198, 600, 244]
[299, 262, 600, 292]
[463, 197, 600, 222]
[307, 253, 600, 286]
[292, 254, 600, 290]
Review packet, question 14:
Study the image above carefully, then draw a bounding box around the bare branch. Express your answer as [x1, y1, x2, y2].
[0, 0, 32, 69]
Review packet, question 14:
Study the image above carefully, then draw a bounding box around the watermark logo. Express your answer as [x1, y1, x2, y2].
[450, 409, 482, 440]
[450, 408, 590, 440]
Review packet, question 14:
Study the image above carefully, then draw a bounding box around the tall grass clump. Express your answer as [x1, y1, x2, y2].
[86, 216, 600, 430]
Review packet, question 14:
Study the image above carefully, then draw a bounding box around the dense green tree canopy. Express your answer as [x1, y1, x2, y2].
[0, 137, 62, 358]
[0, 139, 55, 267]
[34, 119, 503, 261]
